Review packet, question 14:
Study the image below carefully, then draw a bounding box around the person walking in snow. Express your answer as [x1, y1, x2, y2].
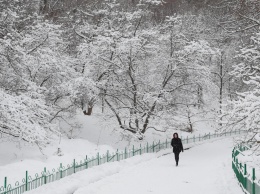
[171, 133, 183, 166]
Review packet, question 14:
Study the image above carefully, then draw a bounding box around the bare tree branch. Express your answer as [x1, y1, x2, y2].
[27, 35, 49, 54]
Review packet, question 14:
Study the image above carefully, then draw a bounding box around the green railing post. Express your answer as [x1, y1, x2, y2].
[25, 171, 28, 191]
[116, 149, 119, 161]
[74, 159, 76, 173]
[125, 147, 127, 159]
[252, 168, 256, 194]
[86, 155, 88, 169]
[244, 163, 247, 189]
[97, 153, 100, 165]
[159, 140, 160, 151]
[44, 167, 47, 184]
[4, 177, 7, 194]
[187, 136, 188, 144]
[153, 141, 154, 152]
[166, 139, 168, 148]
[60, 163, 62, 178]
[140, 144, 142, 155]
[199, 134, 200, 141]
[209, 133, 210, 139]
[107, 151, 109, 162]
[147, 142, 149, 153]
[133, 145, 135, 156]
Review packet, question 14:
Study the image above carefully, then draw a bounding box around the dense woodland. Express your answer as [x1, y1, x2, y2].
[0, 0, 259, 148]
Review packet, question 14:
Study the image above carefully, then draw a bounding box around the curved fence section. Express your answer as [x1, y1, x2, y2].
[232, 145, 260, 194]
[0, 129, 246, 194]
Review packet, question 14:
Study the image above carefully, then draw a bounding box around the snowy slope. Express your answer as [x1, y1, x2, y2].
[25, 138, 243, 194]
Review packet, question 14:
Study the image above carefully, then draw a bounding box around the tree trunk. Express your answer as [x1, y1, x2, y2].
[219, 52, 224, 127]
[41, 0, 48, 14]
[83, 107, 93, 116]
[187, 107, 193, 133]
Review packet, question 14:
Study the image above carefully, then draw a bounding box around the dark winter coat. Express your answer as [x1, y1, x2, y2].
[171, 138, 183, 153]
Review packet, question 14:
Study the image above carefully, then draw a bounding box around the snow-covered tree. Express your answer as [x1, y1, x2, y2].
[0, 89, 58, 148]
[0, 1, 80, 148]
[225, 30, 260, 144]
[76, 8, 218, 138]
[2, 0, 257, 146]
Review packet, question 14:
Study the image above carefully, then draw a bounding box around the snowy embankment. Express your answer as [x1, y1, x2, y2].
[25, 138, 243, 194]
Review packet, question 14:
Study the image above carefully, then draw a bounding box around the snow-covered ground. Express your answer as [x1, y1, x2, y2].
[0, 115, 215, 186]
[25, 138, 243, 194]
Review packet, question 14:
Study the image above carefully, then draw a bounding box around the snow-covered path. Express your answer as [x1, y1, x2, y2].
[26, 138, 243, 194]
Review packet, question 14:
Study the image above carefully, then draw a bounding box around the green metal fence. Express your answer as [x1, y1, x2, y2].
[232, 145, 260, 194]
[0, 129, 246, 194]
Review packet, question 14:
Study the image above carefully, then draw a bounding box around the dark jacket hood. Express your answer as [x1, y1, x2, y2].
[173, 133, 179, 139]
